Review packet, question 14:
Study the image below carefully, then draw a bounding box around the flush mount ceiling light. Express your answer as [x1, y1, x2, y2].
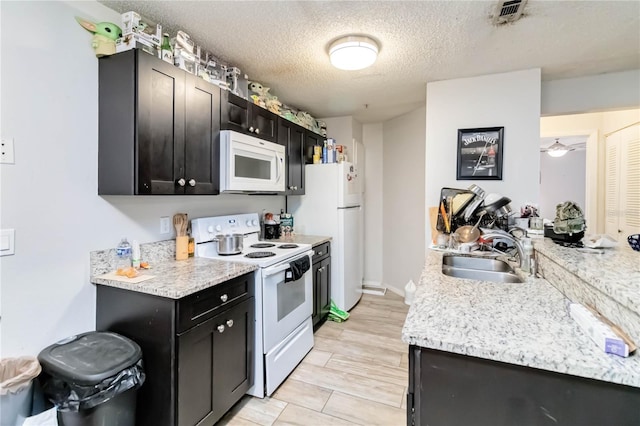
[544, 139, 575, 158]
[329, 36, 379, 71]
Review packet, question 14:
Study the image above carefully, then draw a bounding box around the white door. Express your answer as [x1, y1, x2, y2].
[605, 124, 640, 242]
[338, 206, 363, 311]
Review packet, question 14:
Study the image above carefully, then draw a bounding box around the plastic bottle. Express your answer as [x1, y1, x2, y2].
[116, 238, 132, 270]
[161, 33, 173, 64]
[131, 240, 141, 269]
[521, 237, 533, 274]
[404, 280, 416, 305]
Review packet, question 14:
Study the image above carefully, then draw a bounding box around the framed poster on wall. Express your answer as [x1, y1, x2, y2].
[456, 127, 504, 180]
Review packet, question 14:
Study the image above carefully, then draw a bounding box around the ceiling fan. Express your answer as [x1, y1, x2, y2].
[541, 138, 576, 157]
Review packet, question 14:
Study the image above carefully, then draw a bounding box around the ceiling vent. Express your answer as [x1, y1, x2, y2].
[492, 0, 528, 25]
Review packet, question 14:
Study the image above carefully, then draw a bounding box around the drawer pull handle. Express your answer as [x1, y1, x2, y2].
[220, 294, 228, 302]
[226, 319, 234, 328]
[217, 325, 225, 333]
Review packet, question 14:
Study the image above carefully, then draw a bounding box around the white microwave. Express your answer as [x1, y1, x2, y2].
[220, 130, 286, 193]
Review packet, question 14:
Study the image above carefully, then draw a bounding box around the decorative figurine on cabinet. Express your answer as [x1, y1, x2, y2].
[75, 17, 122, 57]
[249, 81, 282, 114]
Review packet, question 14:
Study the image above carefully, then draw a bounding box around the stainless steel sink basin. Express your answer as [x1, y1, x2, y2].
[442, 255, 524, 283]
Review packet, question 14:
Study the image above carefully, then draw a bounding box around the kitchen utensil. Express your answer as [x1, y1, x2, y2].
[212, 233, 246, 255]
[440, 202, 450, 233]
[447, 197, 453, 234]
[477, 196, 512, 216]
[181, 213, 188, 236]
[455, 212, 485, 243]
[429, 206, 440, 244]
[173, 214, 184, 236]
[462, 185, 487, 221]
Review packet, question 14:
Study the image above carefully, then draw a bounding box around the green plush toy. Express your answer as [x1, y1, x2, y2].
[75, 17, 122, 57]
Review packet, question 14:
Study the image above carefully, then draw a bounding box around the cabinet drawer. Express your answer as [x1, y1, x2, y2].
[312, 242, 331, 263]
[177, 272, 253, 333]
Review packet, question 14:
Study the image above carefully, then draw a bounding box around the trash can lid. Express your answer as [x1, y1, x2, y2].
[37, 331, 142, 385]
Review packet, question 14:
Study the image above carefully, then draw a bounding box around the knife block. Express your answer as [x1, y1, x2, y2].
[176, 236, 189, 260]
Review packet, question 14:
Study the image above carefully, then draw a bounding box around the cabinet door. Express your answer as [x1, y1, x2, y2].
[177, 297, 254, 426]
[304, 131, 324, 164]
[250, 104, 278, 143]
[220, 91, 249, 133]
[278, 119, 305, 194]
[185, 75, 220, 195]
[212, 297, 254, 421]
[319, 257, 331, 321]
[137, 52, 186, 194]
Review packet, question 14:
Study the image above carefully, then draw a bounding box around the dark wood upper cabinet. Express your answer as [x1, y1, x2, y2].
[98, 49, 220, 195]
[278, 118, 305, 195]
[221, 92, 278, 144]
[304, 130, 324, 164]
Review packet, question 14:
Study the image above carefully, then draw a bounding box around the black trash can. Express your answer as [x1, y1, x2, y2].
[37, 331, 145, 426]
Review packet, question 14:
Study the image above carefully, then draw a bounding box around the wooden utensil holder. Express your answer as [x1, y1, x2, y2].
[176, 236, 189, 260]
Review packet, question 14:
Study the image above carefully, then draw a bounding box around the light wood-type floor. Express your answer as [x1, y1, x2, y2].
[219, 292, 410, 426]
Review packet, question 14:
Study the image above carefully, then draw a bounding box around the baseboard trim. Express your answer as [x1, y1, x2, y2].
[362, 281, 387, 296]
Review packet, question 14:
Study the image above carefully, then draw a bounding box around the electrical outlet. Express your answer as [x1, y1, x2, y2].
[1, 138, 15, 164]
[160, 216, 171, 234]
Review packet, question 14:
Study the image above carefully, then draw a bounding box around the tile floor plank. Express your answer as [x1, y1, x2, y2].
[271, 378, 333, 412]
[325, 353, 409, 387]
[300, 348, 332, 367]
[273, 403, 357, 425]
[322, 391, 406, 425]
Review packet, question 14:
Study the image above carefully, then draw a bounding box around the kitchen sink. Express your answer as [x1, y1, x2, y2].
[442, 255, 524, 283]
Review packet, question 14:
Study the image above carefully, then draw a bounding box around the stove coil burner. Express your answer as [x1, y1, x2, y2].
[251, 243, 276, 248]
[278, 244, 299, 249]
[245, 251, 276, 258]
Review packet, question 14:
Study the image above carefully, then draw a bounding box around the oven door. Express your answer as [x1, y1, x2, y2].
[262, 251, 314, 352]
[220, 130, 285, 193]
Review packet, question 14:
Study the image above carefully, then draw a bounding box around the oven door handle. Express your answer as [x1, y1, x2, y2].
[263, 250, 314, 278]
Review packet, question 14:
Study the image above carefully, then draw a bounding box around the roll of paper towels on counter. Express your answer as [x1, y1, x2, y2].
[404, 280, 416, 305]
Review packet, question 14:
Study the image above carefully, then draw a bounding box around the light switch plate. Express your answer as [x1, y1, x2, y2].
[1, 229, 15, 256]
[1, 138, 15, 164]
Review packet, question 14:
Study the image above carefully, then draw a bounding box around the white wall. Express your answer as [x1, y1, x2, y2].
[542, 70, 640, 116]
[425, 69, 542, 249]
[0, 1, 284, 357]
[321, 116, 362, 160]
[382, 107, 425, 293]
[362, 123, 383, 285]
[539, 150, 586, 220]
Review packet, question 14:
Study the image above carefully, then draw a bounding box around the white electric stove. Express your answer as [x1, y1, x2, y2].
[191, 213, 314, 397]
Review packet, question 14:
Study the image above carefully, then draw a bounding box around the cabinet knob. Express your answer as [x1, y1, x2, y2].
[249, 126, 254, 133]
[294, 186, 298, 190]
[188, 179, 196, 187]
[177, 178, 186, 187]
[255, 128, 260, 135]
[220, 294, 228, 302]
[217, 325, 225, 333]
[226, 319, 234, 328]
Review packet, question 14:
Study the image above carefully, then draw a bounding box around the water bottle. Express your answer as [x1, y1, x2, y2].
[116, 237, 132, 270]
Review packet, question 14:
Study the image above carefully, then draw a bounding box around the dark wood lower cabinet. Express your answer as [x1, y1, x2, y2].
[311, 242, 331, 328]
[96, 272, 254, 426]
[407, 345, 640, 426]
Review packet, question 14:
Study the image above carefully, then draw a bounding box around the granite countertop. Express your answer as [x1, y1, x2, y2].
[534, 238, 640, 314]
[271, 234, 332, 246]
[402, 248, 640, 388]
[91, 257, 257, 299]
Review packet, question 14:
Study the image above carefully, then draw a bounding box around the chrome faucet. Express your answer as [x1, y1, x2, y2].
[481, 232, 526, 270]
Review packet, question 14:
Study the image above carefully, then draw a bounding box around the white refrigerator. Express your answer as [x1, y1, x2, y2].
[289, 162, 363, 311]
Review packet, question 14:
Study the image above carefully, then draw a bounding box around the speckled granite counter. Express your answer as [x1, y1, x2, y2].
[534, 238, 640, 340]
[402, 248, 640, 388]
[90, 239, 257, 299]
[270, 234, 331, 246]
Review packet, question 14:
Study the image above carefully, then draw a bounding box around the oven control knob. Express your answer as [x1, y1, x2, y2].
[246, 220, 252, 226]
[217, 325, 225, 333]
[207, 226, 214, 234]
[220, 294, 228, 302]
[215, 225, 222, 232]
[252, 220, 258, 226]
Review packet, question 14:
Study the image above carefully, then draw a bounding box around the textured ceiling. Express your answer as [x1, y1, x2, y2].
[99, 1, 640, 123]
